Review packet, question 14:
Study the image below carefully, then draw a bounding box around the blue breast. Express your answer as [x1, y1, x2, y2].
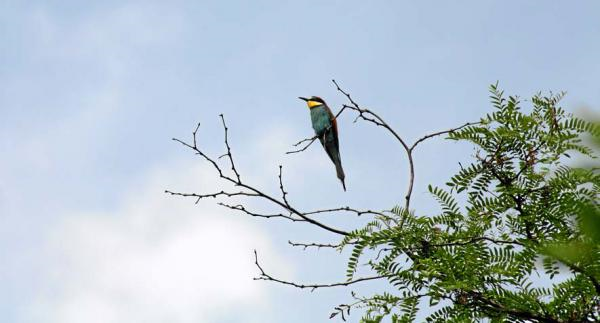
[310, 105, 331, 136]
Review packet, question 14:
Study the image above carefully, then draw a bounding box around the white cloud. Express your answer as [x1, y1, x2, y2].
[27, 160, 289, 323]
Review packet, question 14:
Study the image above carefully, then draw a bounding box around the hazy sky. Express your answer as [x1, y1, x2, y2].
[1, 1, 599, 322]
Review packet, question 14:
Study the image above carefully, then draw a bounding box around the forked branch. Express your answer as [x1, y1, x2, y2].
[168, 115, 349, 236]
[331, 79, 479, 211]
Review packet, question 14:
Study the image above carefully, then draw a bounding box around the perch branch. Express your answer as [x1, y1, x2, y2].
[286, 105, 351, 154]
[286, 136, 318, 154]
[333, 80, 477, 212]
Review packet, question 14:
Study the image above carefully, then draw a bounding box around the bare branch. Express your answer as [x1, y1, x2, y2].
[254, 250, 386, 291]
[164, 189, 259, 204]
[278, 165, 291, 207]
[288, 240, 342, 250]
[242, 183, 350, 235]
[172, 135, 226, 181]
[409, 121, 480, 152]
[332, 80, 409, 151]
[219, 114, 242, 184]
[218, 203, 304, 222]
[303, 206, 389, 217]
[332, 80, 481, 213]
[169, 118, 350, 236]
[333, 80, 414, 210]
[192, 122, 201, 148]
[286, 105, 350, 154]
[286, 135, 318, 154]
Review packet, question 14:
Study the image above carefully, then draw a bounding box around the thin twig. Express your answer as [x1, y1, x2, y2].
[304, 206, 389, 217]
[286, 105, 351, 155]
[333, 80, 413, 210]
[288, 240, 342, 249]
[219, 203, 304, 222]
[169, 118, 349, 236]
[165, 190, 259, 204]
[332, 79, 480, 213]
[278, 165, 291, 207]
[409, 122, 480, 152]
[254, 250, 387, 291]
[286, 136, 318, 154]
[219, 114, 242, 184]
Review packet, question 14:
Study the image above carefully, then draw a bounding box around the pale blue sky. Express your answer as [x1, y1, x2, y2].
[1, 1, 599, 322]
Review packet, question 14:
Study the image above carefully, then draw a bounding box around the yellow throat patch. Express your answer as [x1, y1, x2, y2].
[307, 100, 323, 108]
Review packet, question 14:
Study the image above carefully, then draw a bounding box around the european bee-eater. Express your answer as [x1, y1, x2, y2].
[299, 96, 346, 191]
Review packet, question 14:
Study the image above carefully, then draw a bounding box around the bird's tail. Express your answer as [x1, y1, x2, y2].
[323, 137, 346, 191]
[334, 156, 346, 191]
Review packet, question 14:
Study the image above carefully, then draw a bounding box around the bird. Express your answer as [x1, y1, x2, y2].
[299, 96, 346, 191]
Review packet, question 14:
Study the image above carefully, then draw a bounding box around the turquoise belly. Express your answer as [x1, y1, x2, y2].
[310, 106, 331, 136]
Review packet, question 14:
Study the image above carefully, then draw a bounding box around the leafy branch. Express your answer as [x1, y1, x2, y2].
[170, 81, 600, 322]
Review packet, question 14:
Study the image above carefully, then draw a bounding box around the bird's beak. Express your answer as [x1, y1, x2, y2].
[298, 97, 309, 102]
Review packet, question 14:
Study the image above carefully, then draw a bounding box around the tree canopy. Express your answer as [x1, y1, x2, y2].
[345, 84, 599, 322]
[169, 82, 599, 322]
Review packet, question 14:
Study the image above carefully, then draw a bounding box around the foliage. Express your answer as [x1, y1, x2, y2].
[341, 84, 600, 322]
[170, 82, 599, 322]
